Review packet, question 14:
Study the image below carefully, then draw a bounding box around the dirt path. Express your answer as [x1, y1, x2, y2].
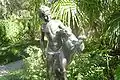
[0, 60, 24, 76]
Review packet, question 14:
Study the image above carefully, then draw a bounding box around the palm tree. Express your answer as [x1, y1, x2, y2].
[51, 0, 85, 36]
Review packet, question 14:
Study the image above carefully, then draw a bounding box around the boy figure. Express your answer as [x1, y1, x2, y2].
[39, 5, 85, 80]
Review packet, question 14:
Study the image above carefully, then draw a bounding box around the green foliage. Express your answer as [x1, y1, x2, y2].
[51, 0, 84, 35]
[0, 0, 120, 80]
[67, 53, 105, 80]
[0, 70, 24, 80]
[115, 65, 120, 80]
[0, 0, 41, 64]
[23, 46, 46, 80]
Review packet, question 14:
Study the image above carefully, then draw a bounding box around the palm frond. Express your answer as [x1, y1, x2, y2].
[51, 0, 85, 35]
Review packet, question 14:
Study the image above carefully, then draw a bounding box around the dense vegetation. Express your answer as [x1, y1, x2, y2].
[0, 0, 120, 80]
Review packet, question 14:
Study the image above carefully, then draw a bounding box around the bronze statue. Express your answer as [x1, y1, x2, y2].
[39, 5, 85, 80]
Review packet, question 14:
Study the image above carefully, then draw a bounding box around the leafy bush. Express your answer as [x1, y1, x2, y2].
[0, 20, 25, 64]
[0, 70, 24, 80]
[23, 46, 47, 80]
[67, 53, 105, 80]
